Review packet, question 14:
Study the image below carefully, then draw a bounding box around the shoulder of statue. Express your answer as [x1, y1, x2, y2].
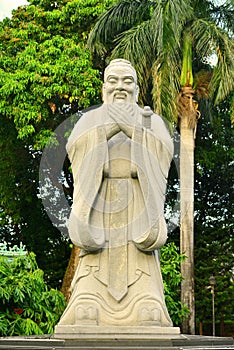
[74, 104, 106, 128]
[81, 104, 103, 118]
[67, 105, 104, 152]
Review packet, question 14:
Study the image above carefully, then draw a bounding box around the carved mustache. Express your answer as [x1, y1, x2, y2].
[113, 91, 128, 98]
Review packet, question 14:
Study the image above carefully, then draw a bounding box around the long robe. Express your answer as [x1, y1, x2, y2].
[58, 104, 174, 327]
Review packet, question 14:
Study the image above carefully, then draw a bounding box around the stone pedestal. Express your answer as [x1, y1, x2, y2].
[0, 334, 233, 349]
[54, 325, 181, 340]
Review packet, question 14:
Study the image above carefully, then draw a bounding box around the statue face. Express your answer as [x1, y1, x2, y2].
[102, 65, 139, 104]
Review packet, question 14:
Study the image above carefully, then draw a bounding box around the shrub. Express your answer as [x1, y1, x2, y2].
[0, 252, 66, 336]
[161, 242, 189, 325]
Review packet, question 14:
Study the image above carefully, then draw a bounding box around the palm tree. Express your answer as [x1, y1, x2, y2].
[88, 0, 234, 334]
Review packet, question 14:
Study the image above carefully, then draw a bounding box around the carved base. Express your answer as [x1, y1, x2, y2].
[58, 295, 172, 327]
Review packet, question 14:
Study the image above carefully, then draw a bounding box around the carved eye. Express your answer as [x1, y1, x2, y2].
[124, 78, 134, 84]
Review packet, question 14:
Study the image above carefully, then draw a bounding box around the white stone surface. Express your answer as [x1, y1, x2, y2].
[55, 59, 176, 334]
[54, 325, 181, 339]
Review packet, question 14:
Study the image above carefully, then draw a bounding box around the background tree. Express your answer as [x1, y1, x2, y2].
[194, 93, 233, 336]
[0, 117, 70, 288]
[0, 0, 115, 287]
[88, 0, 234, 333]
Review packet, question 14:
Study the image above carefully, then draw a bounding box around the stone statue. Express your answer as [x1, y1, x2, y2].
[56, 59, 174, 330]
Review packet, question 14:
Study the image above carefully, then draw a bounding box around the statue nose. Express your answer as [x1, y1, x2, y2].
[116, 81, 124, 90]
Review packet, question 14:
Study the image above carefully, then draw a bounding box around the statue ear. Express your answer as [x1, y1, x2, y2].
[136, 85, 139, 102]
[102, 83, 106, 102]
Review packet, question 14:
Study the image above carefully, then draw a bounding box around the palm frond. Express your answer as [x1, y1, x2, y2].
[107, 0, 183, 121]
[212, 45, 234, 104]
[151, 61, 163, 116]
[210, 1, 234, 34]
[160, 0, 193, 40]
[193, 0, 213, 20]
[88, 0, 152, 55]
[110, 17, 162, 97]
[152, 51, 181, 124]
[191, 19, 234, 103]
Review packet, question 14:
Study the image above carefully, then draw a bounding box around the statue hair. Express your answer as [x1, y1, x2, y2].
[104, 59, 137, 83]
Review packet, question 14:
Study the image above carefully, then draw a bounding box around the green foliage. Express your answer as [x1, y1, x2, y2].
[160, 242, 188, 325]
[0, 32, 101, 143]
[0, 252, 66, 336]
[0, 116, 70, 289]
[194, 94, 234, 334]
[0, 0, 118, 145]
[180, 32, 193, 87]
[0, 0, 114, 288]
[89, 0, 234, 120]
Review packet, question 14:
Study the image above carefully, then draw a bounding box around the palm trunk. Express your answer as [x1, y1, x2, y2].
[179, 32, 197, 334]
[180, 115, 195, 334]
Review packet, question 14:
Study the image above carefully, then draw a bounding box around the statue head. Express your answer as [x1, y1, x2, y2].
[102, 59, 139, 104]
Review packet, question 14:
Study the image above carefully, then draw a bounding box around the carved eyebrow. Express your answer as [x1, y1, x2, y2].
[106, 75, 118, 80]
[106, 75, 134, 81]
[123, 76, 134, 81]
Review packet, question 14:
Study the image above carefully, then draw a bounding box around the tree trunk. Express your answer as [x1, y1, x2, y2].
[180, 115, 195, 334]
[220, 315, 225, 337]
[61, 245, 80, 303]
[199, 321, 203, 335]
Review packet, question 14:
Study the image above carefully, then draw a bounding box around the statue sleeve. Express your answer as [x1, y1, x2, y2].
[131, 116, 173, 251]
[67, 126, 108, 252]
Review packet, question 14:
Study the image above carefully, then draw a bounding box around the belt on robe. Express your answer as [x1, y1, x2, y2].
[105, 178, 129, 302]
